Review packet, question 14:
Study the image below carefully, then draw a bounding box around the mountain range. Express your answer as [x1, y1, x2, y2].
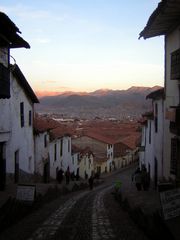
[35, 86, 162, 119]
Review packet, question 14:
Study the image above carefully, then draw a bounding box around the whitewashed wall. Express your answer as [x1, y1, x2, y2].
[49, 136, 73, 179]
[0, 48, 11, 142]
[71, 152, 79, 176]
[5, 71, 35, 181]
[154, 98, 164, 181]
[164, 26, 180, 179]
[34, 131, 49, 177]
[144, 120, 154, 180]
[79, 153, 94, 179]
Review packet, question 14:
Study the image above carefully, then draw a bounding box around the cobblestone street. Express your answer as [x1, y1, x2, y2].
[0, 166, 151, 240]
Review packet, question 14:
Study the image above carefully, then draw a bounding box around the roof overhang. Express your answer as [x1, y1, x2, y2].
[139, 0, 180, 39]
[146, 88, 164, 100]
[0, 12, 30, 48]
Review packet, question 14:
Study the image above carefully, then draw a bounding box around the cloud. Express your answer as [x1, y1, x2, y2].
[34, 38, 51, 44]
[0, 3, 68, 22]
[0, 4, 50, 19]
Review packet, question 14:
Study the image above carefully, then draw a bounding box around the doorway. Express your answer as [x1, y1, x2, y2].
[0, 142, 6, 190]
[14, 150, 19, 183]
[154, 157, 158, 189]
[43, 160, 50, 183]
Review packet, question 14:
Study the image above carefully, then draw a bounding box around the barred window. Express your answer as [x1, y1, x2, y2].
[170, 138, 178, 175]
[171, 48, 180, 80]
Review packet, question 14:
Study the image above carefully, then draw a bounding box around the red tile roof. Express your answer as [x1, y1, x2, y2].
[34, 116, 60, 133]
[120, 133, 141, 150]
[50, 127, 71, 140]
[83, 131, 117, 144]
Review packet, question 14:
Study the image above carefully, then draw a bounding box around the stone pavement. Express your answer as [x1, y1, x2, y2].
[0, 164, 180, 240]
[0, 178, 90, 209]
[105, 165, 180, 240]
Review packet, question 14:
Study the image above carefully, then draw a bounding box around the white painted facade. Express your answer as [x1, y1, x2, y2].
[72, 135, 114, 173]
[164, 28, 180, 180]
[79, 152, 94, 179]
[153, 98, 164, 181]
[34, 131, 50, 181]
[0, 66, 37, 183]
[49, 136, 72, 179]
[139, 95, 164, 186]
[71, 151, 79, 176]
[106, 144, 113, 172]
[144, 119, 154, 179]
[140, 0, 180, 183]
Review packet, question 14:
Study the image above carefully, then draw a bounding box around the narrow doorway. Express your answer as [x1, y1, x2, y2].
[0, 142, 6, 190]
[43, 160, 50, 183]
[14, 150, 19, 183]
[154, 157, 158, 189]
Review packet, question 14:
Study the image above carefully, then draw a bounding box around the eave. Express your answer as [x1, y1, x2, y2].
[139, 0, 180, 39]
[0, 12, 30, 48]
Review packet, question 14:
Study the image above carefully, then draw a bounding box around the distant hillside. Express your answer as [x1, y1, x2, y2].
[35, 86, 162, 119]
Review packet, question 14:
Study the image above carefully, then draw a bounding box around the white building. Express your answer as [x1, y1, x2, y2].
[139, 89, 164, 187]
[72, 132, 114, 173]
[49, 127, 73, 180]
[0, 12, 39, 190]
[34, 117, 75, 181]
[78, 147, 94, 179]
[71, 145, 80, 178]
[34, 117, 50, 183]
[140, 0, 180, 182]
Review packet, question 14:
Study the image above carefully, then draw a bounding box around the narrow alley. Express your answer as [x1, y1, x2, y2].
[0, 166, 152, 240]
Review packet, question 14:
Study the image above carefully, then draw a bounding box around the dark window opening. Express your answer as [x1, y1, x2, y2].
[60, 139, 63, 156]
[54, 143, 57, 161]
[44, 134, 47, 148]
[29, 110, 32, 126]
[0, 63, 10, 98]
[155, 103, 158, 133]
[171, 48, 180, 80]
[170, 138, 178, 175]
[20, 102, 24, 127]
[149, 121, 151, 144]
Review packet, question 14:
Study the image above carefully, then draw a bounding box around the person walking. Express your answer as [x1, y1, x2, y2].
[88, 175, 94, 190]
[134, 167, 142, 191]
[141, 166, 150, 191]
[65, 167, 70, 185]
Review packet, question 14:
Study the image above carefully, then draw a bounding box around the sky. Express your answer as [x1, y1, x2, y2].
[1, 0, 164, 94]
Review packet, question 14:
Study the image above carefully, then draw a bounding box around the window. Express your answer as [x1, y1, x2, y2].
[29, 110, 32, 126]
[170, 138, 179, 175]
[171, 48, 180, 80]
[20, 102, 24, 127]
[68, 139, 70, 152]
[54, 143, 57, 161]
[149, 121, 151, 144]
[155, 104, 158, 133]
[60, 139, 63, 156]
[0, 62, 10, 99]
[44, 134, 47, 148]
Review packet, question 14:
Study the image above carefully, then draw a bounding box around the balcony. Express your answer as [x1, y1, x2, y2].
[169, 107, 180, 135]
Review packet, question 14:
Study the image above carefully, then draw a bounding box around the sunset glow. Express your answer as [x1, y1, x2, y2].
[1, 0, 163, 93]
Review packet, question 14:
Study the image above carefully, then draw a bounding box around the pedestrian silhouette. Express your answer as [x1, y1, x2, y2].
[88, 175, 94, 190]
[133, 167, 142, 191]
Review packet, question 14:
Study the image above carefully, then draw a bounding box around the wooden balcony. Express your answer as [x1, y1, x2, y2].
[169, 107, 180, 135]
